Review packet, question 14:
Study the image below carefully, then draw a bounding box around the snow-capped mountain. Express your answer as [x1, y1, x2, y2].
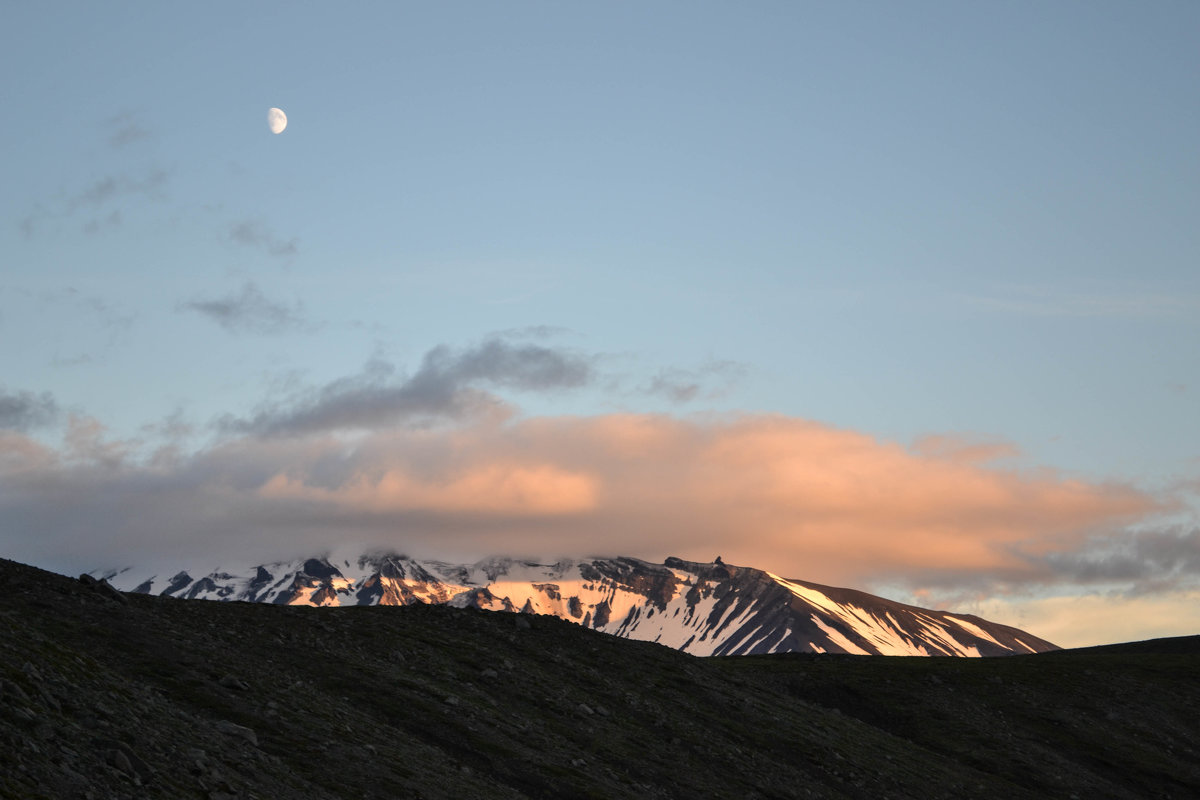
[97, 550, 1057, 657]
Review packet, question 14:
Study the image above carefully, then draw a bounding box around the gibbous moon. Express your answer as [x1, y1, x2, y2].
[267, 107, 287, 134]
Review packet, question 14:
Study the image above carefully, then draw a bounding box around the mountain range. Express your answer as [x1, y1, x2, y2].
[4, 556, 1198, 799]
[99, 550, 1057, 657]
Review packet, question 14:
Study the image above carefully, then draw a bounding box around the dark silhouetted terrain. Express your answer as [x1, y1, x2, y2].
[2, 557, 1197, 799]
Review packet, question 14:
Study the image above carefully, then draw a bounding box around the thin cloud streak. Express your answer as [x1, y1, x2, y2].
[178, 283, 316, 336]
[67, 169, 168, 212]
[106, 111, 151, 149]
[228, 219, 298, 257]
[641, 360, 746, 405]
[19, 167, 169, 238]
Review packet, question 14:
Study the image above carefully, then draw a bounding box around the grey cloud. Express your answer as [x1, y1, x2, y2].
[69, 168, 168, 211]
[896, 525, 1200, 602]
[179, 283, 315, 335]
[19, 167, 168, 238]
[645, 371, 701, 404]
[222, 338, 595, 436]
[107, 112, 151, 149]
[0, 388, 59, 431]
[642, 360, 746, 405]
[83, 210, 122, 235]
[1041, 527, 1200, 595]
[229, 219, 298, 257]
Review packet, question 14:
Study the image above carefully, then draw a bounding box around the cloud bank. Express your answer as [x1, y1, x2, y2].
[0, 410, 1167, 600]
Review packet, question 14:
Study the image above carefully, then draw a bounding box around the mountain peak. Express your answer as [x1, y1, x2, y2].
[99, 550, 1057, 657]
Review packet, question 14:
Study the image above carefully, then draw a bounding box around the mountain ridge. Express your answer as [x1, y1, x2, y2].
[99, 550, 1057, 657]
[3, 556, 1198, 799]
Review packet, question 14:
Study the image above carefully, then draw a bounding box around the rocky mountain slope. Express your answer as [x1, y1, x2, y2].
[2, 557, 1199, 799]
[99, 550, 1057, 657]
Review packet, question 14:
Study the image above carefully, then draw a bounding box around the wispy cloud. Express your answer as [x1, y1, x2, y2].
[178, 283, 316, 336]
[68, 168, 168, 212]
[909, 433, 1020, 465]
[18, 166, 169, 238]
[219, 337, 595, 436]
[0, 387, 59, 431]
[641, 360, 746, 405]
[228, 219, 298, 258]
[106, 111, 151, 149]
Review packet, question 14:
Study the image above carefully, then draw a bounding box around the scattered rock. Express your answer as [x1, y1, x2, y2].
[214, 720, 258, 746]
[106, 747, 133, 774]
[218, 674, 250, 691]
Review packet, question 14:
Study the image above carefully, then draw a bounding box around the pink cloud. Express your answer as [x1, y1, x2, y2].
[233, 414, 1158, 584]
[0, 413, 1165, 588]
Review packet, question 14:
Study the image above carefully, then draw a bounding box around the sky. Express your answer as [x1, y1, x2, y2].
[2, 2, 1198, 648]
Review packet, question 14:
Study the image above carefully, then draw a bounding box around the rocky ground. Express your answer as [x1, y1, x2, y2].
[1, 557, 1197, 799]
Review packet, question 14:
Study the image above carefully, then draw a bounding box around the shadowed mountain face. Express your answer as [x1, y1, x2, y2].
[3, 557, 1199, 800]
[101, 552, 1057, 657]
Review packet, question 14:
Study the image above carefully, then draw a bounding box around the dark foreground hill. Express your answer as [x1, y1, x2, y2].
[1, 558, 1197, 800]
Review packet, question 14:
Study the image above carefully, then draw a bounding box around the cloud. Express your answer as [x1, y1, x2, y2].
[178, 283, 315, 335]
[0, 388, 59, 431]
[68, 168, 168, 211]
[1039, 526, 1200, 595]
[220, 338, 595, 436]
[106, 111, 151, 149]
[0, 411, 1166, 593]
[641, 360, 746, 405]
[909, 434, 1020, 465]
[18, 167, 168, 238]
[228, 219, 298, 257]
[82, 210, 122, 235]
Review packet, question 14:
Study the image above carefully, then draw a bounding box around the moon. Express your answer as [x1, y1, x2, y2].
[267, 107, 287, 134]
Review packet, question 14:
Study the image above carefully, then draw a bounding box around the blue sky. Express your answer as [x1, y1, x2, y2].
[2, 2, 1198, 646]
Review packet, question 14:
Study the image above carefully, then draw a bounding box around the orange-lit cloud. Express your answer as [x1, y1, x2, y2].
[260, 463, 598, 515]
[0, 413, 1171, 596]
[218, 414, 1159, 586]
